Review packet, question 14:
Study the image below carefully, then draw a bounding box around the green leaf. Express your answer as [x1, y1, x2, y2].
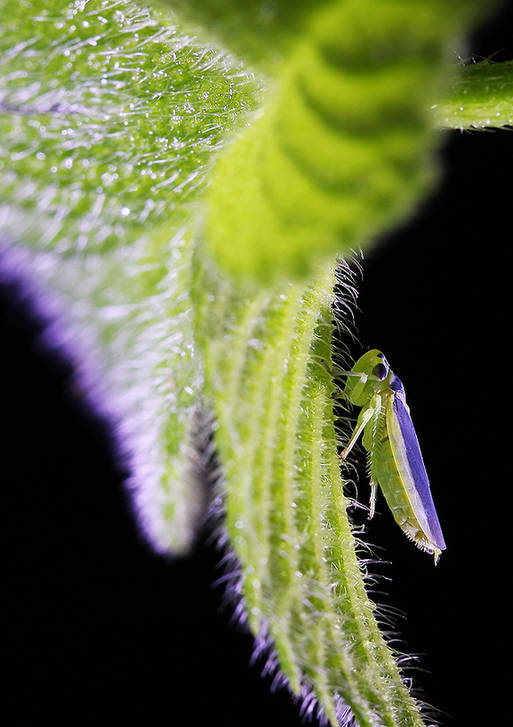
[203, 0, 496, 285]
[158, 0, 331, 73]
[1, 0, 506, 724]
[0, 0, 260, 552]
[194, 257, 425, 726]
[0, 0, 261, 253]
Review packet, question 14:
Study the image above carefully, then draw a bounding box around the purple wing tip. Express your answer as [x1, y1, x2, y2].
[394, 396, 446, 552]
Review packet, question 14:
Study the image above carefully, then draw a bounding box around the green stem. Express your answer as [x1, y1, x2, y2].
[435, 60, 513, 129]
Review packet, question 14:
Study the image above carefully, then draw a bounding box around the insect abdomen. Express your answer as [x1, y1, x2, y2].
[373, 433, 435, 553]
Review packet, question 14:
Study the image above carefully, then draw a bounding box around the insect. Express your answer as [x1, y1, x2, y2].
[339, 349, 446, 564]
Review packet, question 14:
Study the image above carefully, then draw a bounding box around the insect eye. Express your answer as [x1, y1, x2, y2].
[372, 363, 388, 380]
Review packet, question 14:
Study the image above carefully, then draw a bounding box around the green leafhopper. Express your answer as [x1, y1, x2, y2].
[340, 350, 446, 564]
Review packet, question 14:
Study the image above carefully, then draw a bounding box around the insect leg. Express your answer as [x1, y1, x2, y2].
[362, 393, 383, 520]
[340, 407, 373, 460]
[340, 397, 380, 461]
[369, 481, 378, 519]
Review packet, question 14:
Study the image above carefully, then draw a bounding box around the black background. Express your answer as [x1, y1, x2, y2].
[2, 5, 511, 725]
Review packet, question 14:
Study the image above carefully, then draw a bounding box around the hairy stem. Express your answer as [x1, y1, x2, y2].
[434, 60, 513, 129]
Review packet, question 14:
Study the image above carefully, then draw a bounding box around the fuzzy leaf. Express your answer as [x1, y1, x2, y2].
[159, 0, 331, 73]
[194, 258, 425, 726]
[202, 0, 496, 285]
[0, 0, 261, 252]
[1, 1, 506, 725]
[0, 0, 261, 552]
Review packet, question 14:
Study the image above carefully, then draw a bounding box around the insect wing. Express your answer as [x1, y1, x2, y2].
[386, 394, 446, 551]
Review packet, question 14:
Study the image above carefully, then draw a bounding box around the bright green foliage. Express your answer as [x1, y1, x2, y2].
[434, 60, 513, 129]
[204, 0, 494, 285]
[160, 0, 329, 73]
[0, 0, 261, 254]
[23, 227, 203, 553]
[0, 0, 261, 553]
[194, 261, 425, 726]
[0, 0, 506, 725]
[163, 0, 484, 75]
